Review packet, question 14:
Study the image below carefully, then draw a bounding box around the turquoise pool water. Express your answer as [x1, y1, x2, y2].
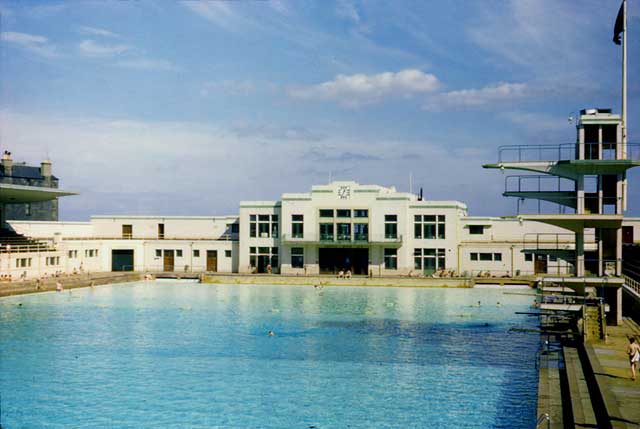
[0, 282, 538, 428]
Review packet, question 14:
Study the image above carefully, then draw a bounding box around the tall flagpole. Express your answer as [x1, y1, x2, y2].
[622, 0, 627, 146]
[622, 0, 628, 210]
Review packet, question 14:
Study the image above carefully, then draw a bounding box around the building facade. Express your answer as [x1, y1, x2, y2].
[4, 180, 639, 280]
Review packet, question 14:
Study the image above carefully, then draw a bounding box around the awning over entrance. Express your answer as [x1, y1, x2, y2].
[0, 183, 78, 203]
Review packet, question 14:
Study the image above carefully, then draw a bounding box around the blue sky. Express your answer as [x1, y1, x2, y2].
[1, 0, 638, 219]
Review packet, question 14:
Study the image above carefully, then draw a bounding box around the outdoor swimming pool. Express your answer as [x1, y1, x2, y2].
[0, 282, 539, 428]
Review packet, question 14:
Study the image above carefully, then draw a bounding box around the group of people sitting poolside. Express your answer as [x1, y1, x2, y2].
[336, 269, 352, 278]
[430, 269, 456, 278]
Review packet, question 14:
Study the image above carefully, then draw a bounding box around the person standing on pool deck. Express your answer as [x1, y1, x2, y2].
[628, 337, 640, 381]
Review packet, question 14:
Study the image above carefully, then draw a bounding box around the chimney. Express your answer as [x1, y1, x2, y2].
[41, 159, 52, 178]
[1, 151, 12, 176]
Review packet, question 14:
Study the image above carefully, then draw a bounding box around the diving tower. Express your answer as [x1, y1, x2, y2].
[484, 108, 640, 325]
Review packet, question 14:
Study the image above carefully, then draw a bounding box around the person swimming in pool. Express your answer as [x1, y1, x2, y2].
[268, 330, 274, 337]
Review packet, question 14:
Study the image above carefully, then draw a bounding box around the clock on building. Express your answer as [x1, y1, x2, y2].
[337, 185, 351, 199]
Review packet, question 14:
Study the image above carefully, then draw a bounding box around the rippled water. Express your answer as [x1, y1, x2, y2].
[0, 282, 538, 428]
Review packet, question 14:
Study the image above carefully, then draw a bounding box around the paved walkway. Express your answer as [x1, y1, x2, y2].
[586, 318, 640, 428]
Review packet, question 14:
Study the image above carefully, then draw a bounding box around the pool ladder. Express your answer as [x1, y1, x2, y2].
[536, 413, 550, 429]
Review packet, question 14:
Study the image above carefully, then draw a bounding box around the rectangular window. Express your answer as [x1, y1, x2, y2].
[354, 223, 368, 242]
[469, 225, 484, 235]
[156, 249, 162, 258]
[68, 250, 74, 258]
[292, 214, 304, 239]
[271, 222, 279, 238]
[291, 247, 304, 268]
[384, 248, 397, 269]
[385, 223, 398, 239]
[176, 249, 183, 257]
[319, 209, 334, 218]
[479, 253, 493, 261]
[424, 223, 436, 239]
[493, 253, 502, 261]
[225, 250, 232, 258]
[250, 247, 256, 254]
[250, 222, 257, 238]
[259, 222, 270, 237]
[258, 247, 270, 254]
[336, 209, 351, 218]
[193, 249, 200, 257]
[271, 215, 278, 222]
[415, 215, 445, 240]
[421, 248, 445, 274]
[354, 209, 368, 218]
[320, 223, 334, 241]
[471, 253, 478, 261]
[525, 253, 533, 262]
[337, 223, 351, 241]
[385, 214, 398, 239]
[271, 247, 278, 255]
[414, 222, 422, 239]
[230, 223, 239, 234]
[414, 248, 422, 270]
[122, 224, 132, 239]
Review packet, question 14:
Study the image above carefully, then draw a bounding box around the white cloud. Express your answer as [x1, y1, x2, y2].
[115, 58, 179, 72]
[268, 0, 288, 14]
[183, 1, 241, 32]
[288, 69, 441, 107]
[423, 82, 528, 111]
[1, 31, 58, 58]
[78, 39, 130, 57]
[79, 26, 120, 38]
[0, 109, 520, 218]
[336, 0, 360, 23]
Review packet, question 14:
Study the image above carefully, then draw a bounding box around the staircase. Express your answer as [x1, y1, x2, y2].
[583, 304, 605, 342]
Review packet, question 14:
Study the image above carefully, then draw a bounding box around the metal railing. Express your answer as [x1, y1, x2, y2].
[536, 413, 550, 429]
[623, 274, 640, 296]
[514, 194, 622, 215]
[497, 142, 640, 163]
[505, 175, 575, 193]
[522, 232, 597, 252]
[60, 234, 238, 241]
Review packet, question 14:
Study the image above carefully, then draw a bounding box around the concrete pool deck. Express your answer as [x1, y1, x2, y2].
[0, 272, 143, 297]
[584, 318, 640, 428]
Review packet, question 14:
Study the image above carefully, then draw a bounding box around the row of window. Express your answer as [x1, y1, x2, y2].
[470, 252, 502, 262]
[249, 246, 279, 269]
[122, 223, 239, 239]
[414, 215, 446, 240]
[319, 209, 368, 218]
[249, 214, 279, 238]
[67, 249, 99, 258]
[16, 257, 32, 268]
[155, 249, 232, 258]
[414, 248, 446, 271]
[46, 256, 60, 266]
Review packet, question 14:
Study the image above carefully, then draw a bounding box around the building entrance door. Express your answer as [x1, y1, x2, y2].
[534, 254, 547, 274]
[623, 226, 634, 244]
[319, 248, 368, 275]
[207, 250, 218, 272]
[163, 250, 174, 272]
